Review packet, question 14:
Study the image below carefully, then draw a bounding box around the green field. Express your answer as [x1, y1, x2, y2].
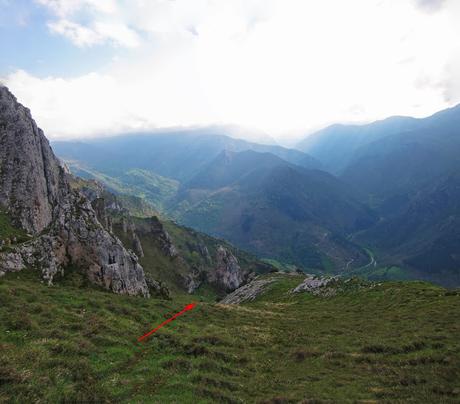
[0, 212, 29, 244]
[1, 270, 459, 403]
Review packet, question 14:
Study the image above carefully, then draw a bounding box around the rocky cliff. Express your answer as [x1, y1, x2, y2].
[0, 86, 149, 297]
[72, 178, 256, 296]
[210, 246, 245, 291]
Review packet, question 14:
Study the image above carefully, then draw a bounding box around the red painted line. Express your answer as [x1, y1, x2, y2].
[137, 302, 197, 342]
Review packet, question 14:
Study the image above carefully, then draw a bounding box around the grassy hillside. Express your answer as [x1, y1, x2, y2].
[111, 214, 274, 297]
[1, 270, 459, 402]
[68, 163, 179, 213]
[175, 161, 374, 272]
[0, 211, 29, 243]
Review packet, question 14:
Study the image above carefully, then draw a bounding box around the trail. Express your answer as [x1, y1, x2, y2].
[345, 258, 354, 270]
[362, 250, 377, 269]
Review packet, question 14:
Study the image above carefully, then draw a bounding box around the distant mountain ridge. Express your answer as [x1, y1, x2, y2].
[297, 104, 460, 176]
[51, 102, 460, 286]
[297, 116, 422, 174]
[298, 103, 460, 285]
[52, 129, 320, 182]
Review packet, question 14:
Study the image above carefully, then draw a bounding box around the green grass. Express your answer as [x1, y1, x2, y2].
[0, 211, 30, 247]
[350, 261, 413, 282]
[260, 258, 298, 272]
[1, 270, 459, 402]
[68, 163, 179, 213]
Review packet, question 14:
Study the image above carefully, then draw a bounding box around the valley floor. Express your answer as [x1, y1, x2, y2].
[0, 271, 459, 403]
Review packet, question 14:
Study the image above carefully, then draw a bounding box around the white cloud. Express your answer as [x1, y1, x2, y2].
[4, 70, 131, 135]
[415, 0, 446, 13]
[92, 21, 140, 47]
[49, 19, 140, 48]
[48, 19, 101, 46]
[4, 0, 460, 140]
[36, 0, 117, 17]
[38, 0, 139, 47]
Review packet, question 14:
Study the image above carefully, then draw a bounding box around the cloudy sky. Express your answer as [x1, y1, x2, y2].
[1, 0, 459, 142]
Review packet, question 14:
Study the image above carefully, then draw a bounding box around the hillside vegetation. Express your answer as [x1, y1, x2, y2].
[1, 270, 459, 402]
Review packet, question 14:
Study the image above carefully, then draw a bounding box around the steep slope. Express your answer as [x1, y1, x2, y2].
[171, 150, 376, 271]
[297, 116, 421, 174]
[69, 164, 180, 213]
[341, 105, 460, 211]
[73, 178, 274, 297]
[357, 170, 460, 286]
[298, 104, 460, 209]
[183, 149, 285, 190]
[0, 86, 148, 296]
[298, 104, 460, 284]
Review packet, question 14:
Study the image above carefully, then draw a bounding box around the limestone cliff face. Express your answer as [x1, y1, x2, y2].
[184, 245, 247, 293]
[209, 246, 245, 291]
[140, 216, 178, 258]
[0, 86, 149, 297]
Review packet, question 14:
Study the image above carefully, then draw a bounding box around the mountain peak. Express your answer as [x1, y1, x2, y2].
[0, 87, 149, 296]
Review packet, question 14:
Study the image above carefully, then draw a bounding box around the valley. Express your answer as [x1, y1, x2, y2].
[52, 103, 460, 286]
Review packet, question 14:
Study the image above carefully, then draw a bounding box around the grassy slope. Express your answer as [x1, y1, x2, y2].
[0, 212, 29, 243]
[68, 163, 179, 213]
[1, 270, 459, 403]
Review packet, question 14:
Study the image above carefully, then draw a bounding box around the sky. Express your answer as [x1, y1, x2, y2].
[1, 0, 459, 143]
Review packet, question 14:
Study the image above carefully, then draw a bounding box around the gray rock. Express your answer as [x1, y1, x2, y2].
[141, 216, 178, 258]
[209, 245, 245, 291]
[185, 267, 203, 293]
[107, 216, 113, 233]
[132, 232, 144, 258]
[0, 252, 25, 273]
[145, 276, 170, 299]
[122, 217, 128, 233]
[220, 276, 275, 304]
[291, 275, 338, 295]
[198, 243, 211, 263]
[0, 86, 149, 297]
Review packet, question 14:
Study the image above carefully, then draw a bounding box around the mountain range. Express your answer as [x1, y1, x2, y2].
[0, 85, 459, 403]
[299, 105, 460, 284]
[49, 103, 460, 286]
[53, 134, 376, 273]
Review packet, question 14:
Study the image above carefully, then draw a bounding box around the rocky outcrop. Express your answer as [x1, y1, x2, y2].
[220, 275, 272, 304]
[197, 243, 211, 263]
[122, 216, 129, 233]
[183, 246, 248, 293]
[142, 216, 178, 258]
[132, 232, 144, 258]
[184, 268, 203, 294]
[291, 275, 338, 295]
[209, 245, 245, 291]
[145, 276, 170, 299]
[0, 86, 149, 297]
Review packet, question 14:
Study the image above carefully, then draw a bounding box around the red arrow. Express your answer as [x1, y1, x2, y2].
[137, 302, 197, 342]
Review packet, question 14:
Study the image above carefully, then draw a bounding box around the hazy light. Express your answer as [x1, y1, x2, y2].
[3, 0, 460, 142]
